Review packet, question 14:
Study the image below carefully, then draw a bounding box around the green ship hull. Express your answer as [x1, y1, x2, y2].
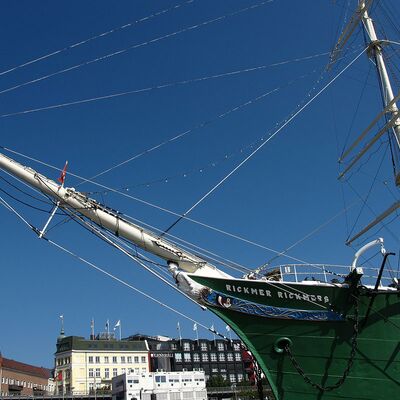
[190, 275, 400, 400]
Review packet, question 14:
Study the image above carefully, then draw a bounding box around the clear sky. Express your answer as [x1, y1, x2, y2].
[0, 0, 399, 368]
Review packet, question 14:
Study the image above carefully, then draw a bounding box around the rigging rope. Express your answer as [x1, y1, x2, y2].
[0, 0, 273, 97]
[0, 0, 196, 77]
[0, 50, 368, 269]
[0, 55, 325, 119]
[258, 200, 360, 269]
[0, 143, 362, 271]
[76, 71, 315, 186]
[0, 183, 331, 311]
[0, 193, 235, 341]
[162, 48, 368, 235]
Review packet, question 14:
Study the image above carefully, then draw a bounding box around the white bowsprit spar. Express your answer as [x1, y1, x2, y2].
[0, 151, 232, 288]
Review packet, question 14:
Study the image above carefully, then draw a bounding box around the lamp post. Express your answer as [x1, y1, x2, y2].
[231, 383, 237, 400]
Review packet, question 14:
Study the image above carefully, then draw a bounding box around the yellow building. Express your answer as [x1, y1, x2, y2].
[54, 335, 149, 395]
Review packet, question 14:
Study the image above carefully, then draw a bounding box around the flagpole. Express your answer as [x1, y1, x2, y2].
[177, 322, 182, 346]
[193, 323, 198, 345]
[59, 315, 64, 335]
[211, 324, 216, 346]
[114, 320, 121, 340]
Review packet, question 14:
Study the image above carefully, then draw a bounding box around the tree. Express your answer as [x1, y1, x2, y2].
[206, 375, 230, 387]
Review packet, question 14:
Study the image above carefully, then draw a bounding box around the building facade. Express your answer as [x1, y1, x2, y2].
[0, 354, 53, 396]
[127, 335, 247, 385]
[55, 335, 150, 395]
[112, 370, 207, 400]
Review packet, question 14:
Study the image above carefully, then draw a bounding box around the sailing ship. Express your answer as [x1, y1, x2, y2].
[1, 1, 400, 399]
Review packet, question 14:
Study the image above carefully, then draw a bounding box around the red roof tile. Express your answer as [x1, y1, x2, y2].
[1, 357, 52, 379]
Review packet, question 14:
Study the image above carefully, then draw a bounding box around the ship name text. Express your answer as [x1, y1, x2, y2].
[225, 284, 330, 303]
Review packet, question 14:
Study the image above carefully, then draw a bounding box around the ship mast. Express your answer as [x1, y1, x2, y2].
[333, 1, 400, 244]
[360, 0, 400, 154]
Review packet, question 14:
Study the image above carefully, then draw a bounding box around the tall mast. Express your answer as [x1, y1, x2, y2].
[331, 1, 400, 244]
[360, 0, 400, 168]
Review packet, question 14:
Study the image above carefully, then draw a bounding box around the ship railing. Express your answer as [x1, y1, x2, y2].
[257, 263, 399, 287]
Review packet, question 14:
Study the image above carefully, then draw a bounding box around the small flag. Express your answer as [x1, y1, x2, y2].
[57, 161, 68, 185]
[193, 323, 197, 331]
[114, 320, 121, 330]
[226, 325, 231, 332]
[59, 315, 64, 319]
[210, 324, 215, 332]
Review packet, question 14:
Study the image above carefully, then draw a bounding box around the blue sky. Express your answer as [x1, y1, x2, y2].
[1, 0, 399, 368]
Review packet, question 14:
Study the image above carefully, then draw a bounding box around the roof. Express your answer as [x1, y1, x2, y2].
[0, 357, 51, 379]
[56, 336, 148, 354]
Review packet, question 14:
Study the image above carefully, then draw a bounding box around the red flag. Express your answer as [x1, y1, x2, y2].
[58, 161, 68, 185]
[56, 371, 62, 381]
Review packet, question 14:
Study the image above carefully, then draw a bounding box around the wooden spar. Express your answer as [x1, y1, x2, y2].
[339, 92, 400, 162]
[346, 201, 400, 245]
[338, 114, 399, 180]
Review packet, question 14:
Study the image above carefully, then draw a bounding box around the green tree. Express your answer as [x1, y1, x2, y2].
[206, 375, 230, 387]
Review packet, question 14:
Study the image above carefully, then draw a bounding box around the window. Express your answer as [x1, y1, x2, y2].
[127, 356, 132, 363]
[122, 368, 126, 374]
[175, 353, 182, 362]
[155, 376, 167, 383]
[89, 369, 94, 378]
[65, 370, 71, 379]
[134, 356, 139, 363]
[183, 353, 191, 362]
[88, 356, 94, 364]
[141, 356, 146, 363]
[95, 356, 100, 364]
[210, 353, 217, 362]
[104, 356, 109, 364]
[211, 368, 218, 373]
[142, 367, 146, 373]
[235, 353, 241, 361]
[237, 374, 243, 382]
[201, 353, 209, 362]
[171, 343, 177, 350]
[113, 368, 118, 377]
[193, 353, 200, 362]
[227, 353, 234, 362]
[200, 343, 208, 351]
[113, 356, 118, 363]
[105, 369, 109, 379]
[121, 356, 126, 364]
[229, 374, 236, 383]
[217, 343, 224, 351]
[183, 342, 190, 351]
[218, 353, 225, 362]
[95, 368, 100, 378]
[233, 343, 240, 351]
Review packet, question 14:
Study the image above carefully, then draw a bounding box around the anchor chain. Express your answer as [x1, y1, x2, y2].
[284, 297, 359, 392]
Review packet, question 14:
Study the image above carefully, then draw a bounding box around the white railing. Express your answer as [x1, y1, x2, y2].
[257, 263, 399, 287]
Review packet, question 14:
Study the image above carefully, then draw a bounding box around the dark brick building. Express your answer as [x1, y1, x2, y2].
[126, 335, 248, 385]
